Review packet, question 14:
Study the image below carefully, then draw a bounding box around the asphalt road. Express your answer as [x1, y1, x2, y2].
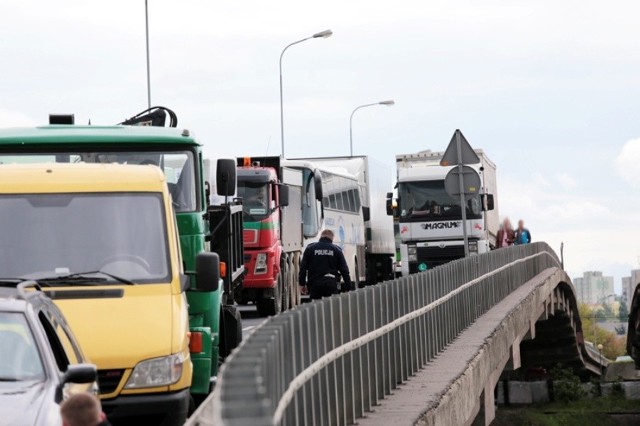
[238, 304, 268, 339]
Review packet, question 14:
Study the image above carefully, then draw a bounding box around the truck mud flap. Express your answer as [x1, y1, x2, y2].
[219, 305, 242, 359]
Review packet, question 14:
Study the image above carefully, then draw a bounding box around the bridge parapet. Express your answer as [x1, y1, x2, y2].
[187, 243, 587, 426]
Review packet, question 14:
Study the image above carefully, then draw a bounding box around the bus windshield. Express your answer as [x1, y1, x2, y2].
[0, 193, 171, 283]
[0, 150, 198, 212]
[398, 180, 482, 222]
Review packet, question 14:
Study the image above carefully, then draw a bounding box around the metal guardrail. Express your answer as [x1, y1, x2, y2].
[190, 242, 561, 426]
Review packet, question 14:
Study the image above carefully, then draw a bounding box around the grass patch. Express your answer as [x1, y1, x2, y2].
[494, 397, 640, 426]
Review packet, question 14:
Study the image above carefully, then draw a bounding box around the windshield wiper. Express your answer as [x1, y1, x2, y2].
[62, 271, 136, 285]
[22, 271, 136, 286]
[34, 276, 109, 287]
[0, 377, 19, 382]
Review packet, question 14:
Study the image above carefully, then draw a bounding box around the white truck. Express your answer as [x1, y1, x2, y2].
[388, 149, 499, 276]
[294, 156, 396, 285]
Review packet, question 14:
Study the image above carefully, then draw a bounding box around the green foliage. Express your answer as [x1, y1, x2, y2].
[578, 304, 627, 359]
[602, 303, 614, 319]
[550, 365, 586, 403]
[495, 397, 640, 426]
[610, 381, 624, 397]
[619, 300, 629, 323]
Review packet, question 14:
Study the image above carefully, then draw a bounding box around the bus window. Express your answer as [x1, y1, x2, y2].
[336, 192, 344, 211]
[347, 190, 357, 213]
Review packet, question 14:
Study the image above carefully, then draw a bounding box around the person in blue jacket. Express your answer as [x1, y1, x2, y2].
[514, 220, 532, 245]
[299, 229, 352, 299]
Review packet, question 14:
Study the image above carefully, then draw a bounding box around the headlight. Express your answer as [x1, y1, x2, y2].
[408, 246, 417, 262]
[125, 353, 184, 389]
[254, 253, 268, 275]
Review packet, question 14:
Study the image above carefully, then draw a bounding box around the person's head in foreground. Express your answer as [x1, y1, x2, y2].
[60, 392, 108, 426]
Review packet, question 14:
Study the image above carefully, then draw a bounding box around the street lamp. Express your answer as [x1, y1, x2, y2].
[144, 0, 151, 109]
[279, 29, 333, 158]
[349, 100, 395, 156]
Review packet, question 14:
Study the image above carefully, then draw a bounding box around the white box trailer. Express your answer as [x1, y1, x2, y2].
[294, 156, 396, 284]
[392, 149, 499, 276]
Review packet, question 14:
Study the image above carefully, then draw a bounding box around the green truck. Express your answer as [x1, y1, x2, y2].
[0, 107, 244, 402]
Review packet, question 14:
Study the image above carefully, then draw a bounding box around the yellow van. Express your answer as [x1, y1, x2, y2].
[0, 163, 221, 425]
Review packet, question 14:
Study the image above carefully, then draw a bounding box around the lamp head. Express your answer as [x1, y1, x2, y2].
[313, 29, 333, 39]
[379, 100, 395, 106]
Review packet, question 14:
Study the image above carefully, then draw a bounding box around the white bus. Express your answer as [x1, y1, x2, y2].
[283, 159, 366, 288]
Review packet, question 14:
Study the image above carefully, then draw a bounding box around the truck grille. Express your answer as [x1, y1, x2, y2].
[98, 369, 124, 394]
[410, 245, 465, 273]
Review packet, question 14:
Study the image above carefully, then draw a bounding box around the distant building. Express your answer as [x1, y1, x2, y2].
[573, 271, 615, 305]
[622, 269, 640, 304]
[622, 276, 632, 303]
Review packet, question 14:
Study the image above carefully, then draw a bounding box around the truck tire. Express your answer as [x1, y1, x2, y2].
[257, 275, 282, 317]
[219, 305, 242, 359]
[292, 251, 301, 307]
[281, 258, 290, 311]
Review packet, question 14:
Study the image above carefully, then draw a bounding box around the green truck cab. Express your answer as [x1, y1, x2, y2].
[0, 109, 244, 401]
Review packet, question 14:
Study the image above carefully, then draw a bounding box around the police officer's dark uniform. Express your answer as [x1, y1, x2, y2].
[299, 235, 352, 299]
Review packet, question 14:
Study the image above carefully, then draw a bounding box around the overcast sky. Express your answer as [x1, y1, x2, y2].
[2, 1, 640, 291]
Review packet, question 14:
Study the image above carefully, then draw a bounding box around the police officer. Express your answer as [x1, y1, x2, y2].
[299, 229, 352, 299]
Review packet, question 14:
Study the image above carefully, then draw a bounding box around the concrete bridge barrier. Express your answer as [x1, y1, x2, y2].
[187, 243, 598, 426]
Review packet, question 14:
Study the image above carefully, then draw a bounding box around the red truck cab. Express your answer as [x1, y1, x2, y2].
[236, 160, 294, 316]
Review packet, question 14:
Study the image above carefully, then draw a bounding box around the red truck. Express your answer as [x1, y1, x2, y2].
[235, 157, 304, 316]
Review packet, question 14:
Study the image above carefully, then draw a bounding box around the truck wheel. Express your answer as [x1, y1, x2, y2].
[219, 305, 242, 359]
[281, 259, 290, 311]
[257, 276, 282, 317]
[292, 252, 301, 307]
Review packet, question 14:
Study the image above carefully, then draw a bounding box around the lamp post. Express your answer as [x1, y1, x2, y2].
[349, 100, 395, 156]
[597, 343, 604, 378]
[144, 0, 151, 108]
[279, 29, 333, 158]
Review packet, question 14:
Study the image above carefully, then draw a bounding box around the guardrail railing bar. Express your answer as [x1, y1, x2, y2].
[267, 249, 560, 423]
[202, 244, 561, 426]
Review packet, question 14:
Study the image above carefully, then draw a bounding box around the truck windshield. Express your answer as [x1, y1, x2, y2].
[237, 181, 270, 221]
[0, 193, 170, 283]
[0, 150, 198, 212]
[0, 313, 44, 381]
[300, 168, 320, 238]
[398, 180, 482, 222]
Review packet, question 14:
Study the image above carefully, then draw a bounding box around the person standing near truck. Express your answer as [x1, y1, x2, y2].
[514, 220, 532, 245]
[299, 229, 352, 299]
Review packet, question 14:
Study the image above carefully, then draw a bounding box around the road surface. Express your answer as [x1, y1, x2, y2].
[238, 304, 267, 339]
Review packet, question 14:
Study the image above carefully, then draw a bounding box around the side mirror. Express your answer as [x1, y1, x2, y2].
[386, 192, 394, 216]
[362, 206, 371, 222]
[195, 252, 221, 292]
[279, 185, 290, 207]
[314, 173, 323, 201]
[483, 194, 495, 211]
[216, 159, 237, 196]
[55, 363, 97, 403]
